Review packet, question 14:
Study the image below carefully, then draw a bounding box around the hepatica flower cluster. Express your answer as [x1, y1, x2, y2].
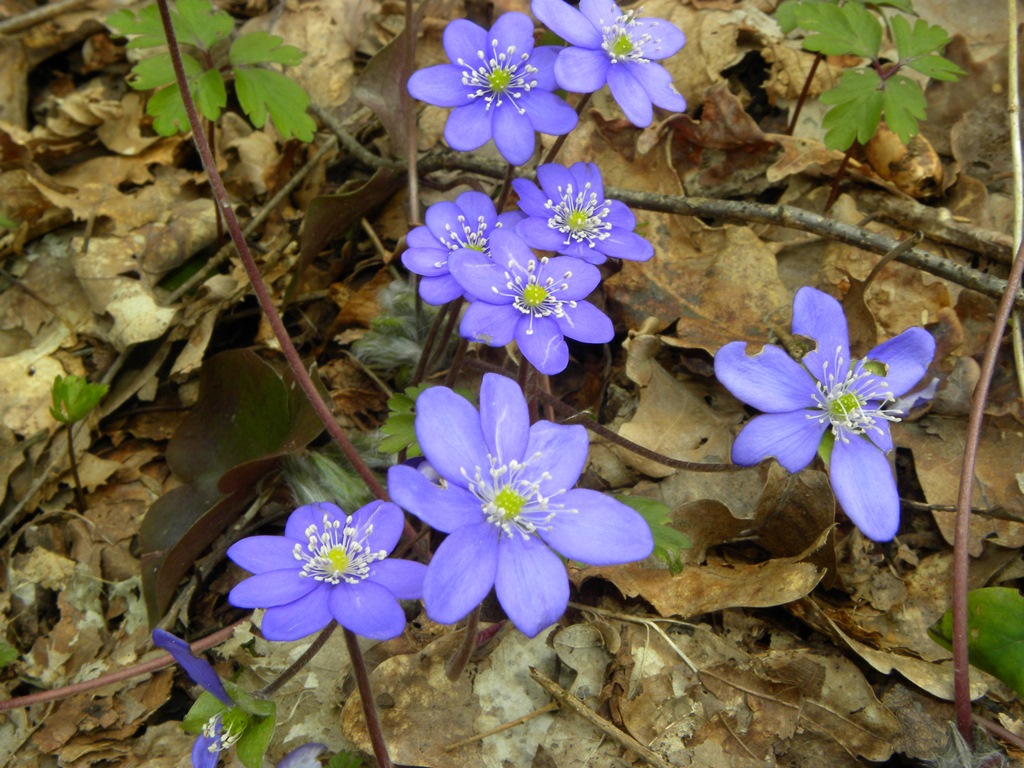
[714, 287, 935, 541]
[388, 373, 654, 637]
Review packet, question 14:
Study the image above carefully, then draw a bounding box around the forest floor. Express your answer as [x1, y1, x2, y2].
[0, 0, 1023, 766]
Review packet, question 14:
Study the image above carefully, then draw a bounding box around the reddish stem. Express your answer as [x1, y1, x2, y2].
[952, 235, 1024, 740]
[152, 0, 387, 502]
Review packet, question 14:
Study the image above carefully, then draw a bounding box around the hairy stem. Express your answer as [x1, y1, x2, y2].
[65, 422, 86, 514]
[952, 238, 1024, 739]
[154, 0, 388, 502]
[344, 628, 393, 768]
[445, 604, 481, 681]
[824, 143, 855, 213]
[787, 53, 822, 135]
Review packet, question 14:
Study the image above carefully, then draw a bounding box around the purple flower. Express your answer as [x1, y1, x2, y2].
[531, 0, 686, 127]
[276, 743, 328, 768]
[449, 228, 613, 374]
[512, 162, 653, 264]
[227, 501, 426, 642]
[152, 629, 237, 768]
[407, 12, 578, 165]
[403, 191, 523, 305]
[387, 373, 653, 637]
[713, 287, 935, 541]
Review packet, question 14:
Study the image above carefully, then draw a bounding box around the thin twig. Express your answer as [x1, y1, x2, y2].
[972, 713, 1024, 752]
[0, 0, 92, 34]
[432, 153, 1024, 308]
[445, 702, 559, 751]
[404, 0, 420, 226]
[309, 103, 398, 171]
[528, 667, 674, 768]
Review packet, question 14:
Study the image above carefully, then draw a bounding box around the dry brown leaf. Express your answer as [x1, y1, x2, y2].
[576, 543, 825, 618]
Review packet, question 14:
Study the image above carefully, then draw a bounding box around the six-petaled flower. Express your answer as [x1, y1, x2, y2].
[403, 191, 523, 304]
[532, 0, 687, 127]
[407, 12, 578, 165]
[449, 228, 614, 374]
[512, 161, 653, 264]
[227, 501, 426, 641]
[387, 373, 654, 637]
[713, 287, 935, 541]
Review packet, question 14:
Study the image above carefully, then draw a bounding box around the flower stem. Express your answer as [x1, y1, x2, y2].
[786, 53, 822, 135]
[0, 620, 245, 712]
[409, 299, 453, 388]
[427, 297, 464, 375]
[344, 628, 393, 768]
[952, 233, 1024, 741]
[65, 422, 86, 514]
[539, 92, 592, 167]
[153, 0, 388, 503]
[259, 622, 336, 697]
[445, 604, 480, 681]
[823, 143, 855, 213]
[493, 162, 515, 215]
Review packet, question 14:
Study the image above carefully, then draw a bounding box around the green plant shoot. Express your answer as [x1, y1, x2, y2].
[51, 374, 109, 513]
[777, 0, 965, 150]
[107, 0, 315, 141]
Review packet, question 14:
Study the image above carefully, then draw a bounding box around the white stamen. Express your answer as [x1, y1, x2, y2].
[808, 346, 903, 443]
[458, 40, 538, 115]
[293, 512, 387, 585]
[545, 181, 613, 248]
[458, 451, 574, 539]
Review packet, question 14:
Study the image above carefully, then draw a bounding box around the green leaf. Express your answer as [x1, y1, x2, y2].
[50, 375, 109, 425]
[230, 31, 306, 67]
[195, 67, 227, 122]
[146, 85, 190, 136]
[107, 0, 232, 51]
[107, 5, 169, 49]
[233, 67, 315, 141]
[173, 0, 235, 50]
[891, 14, 948, 60]
[0, 213, 16, 229]
[820, 67, 884, 150]
[882, 73, 927, 143]
[327, 751, 364, 768]
[182, 690, 230, 733]
[905, 54, 966, 81]
[129, 52, 201, 91]
[778, 1, 882, 59]
[226, 681, 277, 718]
[614, 496, 691, 575]
[0, 642, 18, 667]
[378, 385, 428, 457]
[929, 587, 1024, 698]
[235, 711, 276, 768]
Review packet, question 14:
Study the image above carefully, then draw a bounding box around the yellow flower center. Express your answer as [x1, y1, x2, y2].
[829, 392, 861, 418]
[488, 68, 512, 93]
[495, 486, 526, 519]
[611, 34, 634, 58]
[522, 283, 548, 308]
[326, 546, 349, 573]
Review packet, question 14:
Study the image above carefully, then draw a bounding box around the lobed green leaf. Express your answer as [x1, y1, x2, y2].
[881, 74, 927, 144]
[230, 31, 306, 67]
[173, 0, 235, 50]
[50, 374, 109, 425]
[233, 67, 315, 141]
[820, 68, 883, 150]
[777, 0, 882, 59]
[129, 52, 201, 91]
